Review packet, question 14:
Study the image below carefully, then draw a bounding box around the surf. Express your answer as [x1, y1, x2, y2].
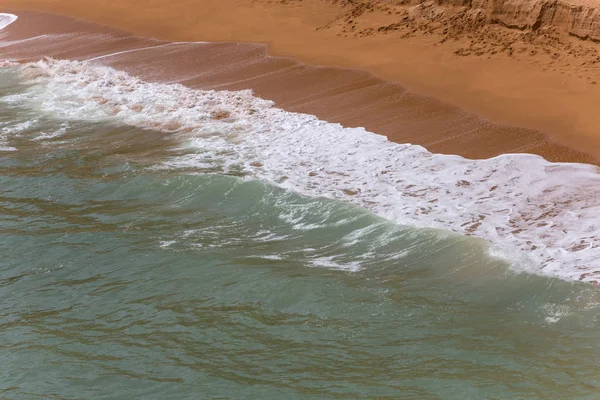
[0, 58, 598, 283]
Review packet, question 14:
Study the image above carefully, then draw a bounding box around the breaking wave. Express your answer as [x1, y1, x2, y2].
[4, 58, 600, 283]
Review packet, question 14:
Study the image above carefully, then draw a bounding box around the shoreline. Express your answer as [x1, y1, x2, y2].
[2, 0, 600, 162]
[3, 11, 600, 282]
[0, 8, 598, 164]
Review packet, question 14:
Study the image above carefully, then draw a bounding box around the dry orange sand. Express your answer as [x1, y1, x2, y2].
[2, 0, 600, 161]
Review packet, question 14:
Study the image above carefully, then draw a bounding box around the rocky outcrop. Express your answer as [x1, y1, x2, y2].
[371, 0, 600, 41]
[452, 0, 600, 41]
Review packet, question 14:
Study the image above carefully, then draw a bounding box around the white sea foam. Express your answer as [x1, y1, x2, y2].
[308, 255, 362, 272]
[542, 303, 572, 324]
[0, 14, 17, 32]
[9, 58, 600, 283]
[0, 118, 39, 150]
[159, 240, 177, 248]
[31, 123, 69, 141]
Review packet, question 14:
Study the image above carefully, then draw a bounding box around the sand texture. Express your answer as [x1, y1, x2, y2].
[1, 0, 600, 160]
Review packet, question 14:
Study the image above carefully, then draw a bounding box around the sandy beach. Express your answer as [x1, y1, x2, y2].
[5, 3, 600, 397]
[2, 0, 600, 163]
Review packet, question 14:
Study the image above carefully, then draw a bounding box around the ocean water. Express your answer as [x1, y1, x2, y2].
[2, 18, 600, 398]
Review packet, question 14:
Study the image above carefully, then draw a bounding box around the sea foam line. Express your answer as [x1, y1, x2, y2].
[6, 58, 600, 283]
[86, 43, 183, 62]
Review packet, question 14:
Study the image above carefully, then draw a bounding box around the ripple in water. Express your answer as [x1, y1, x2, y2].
[1, 63, 600, 399]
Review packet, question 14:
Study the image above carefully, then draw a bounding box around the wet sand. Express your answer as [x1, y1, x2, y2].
[0, 7, 598, 163]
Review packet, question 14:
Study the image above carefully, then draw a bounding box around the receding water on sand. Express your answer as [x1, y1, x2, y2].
[1, 60, 600, 399]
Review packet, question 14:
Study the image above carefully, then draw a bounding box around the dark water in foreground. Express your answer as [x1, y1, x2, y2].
[1, 68, 600, 399]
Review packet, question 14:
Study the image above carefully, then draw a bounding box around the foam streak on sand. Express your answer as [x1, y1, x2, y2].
[0, 13, 17, 31]
[7, 58, 600, 283]
[86, 43, 193, 62]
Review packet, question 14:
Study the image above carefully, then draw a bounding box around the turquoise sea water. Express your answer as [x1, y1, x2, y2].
[2, 68, 600, 399]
